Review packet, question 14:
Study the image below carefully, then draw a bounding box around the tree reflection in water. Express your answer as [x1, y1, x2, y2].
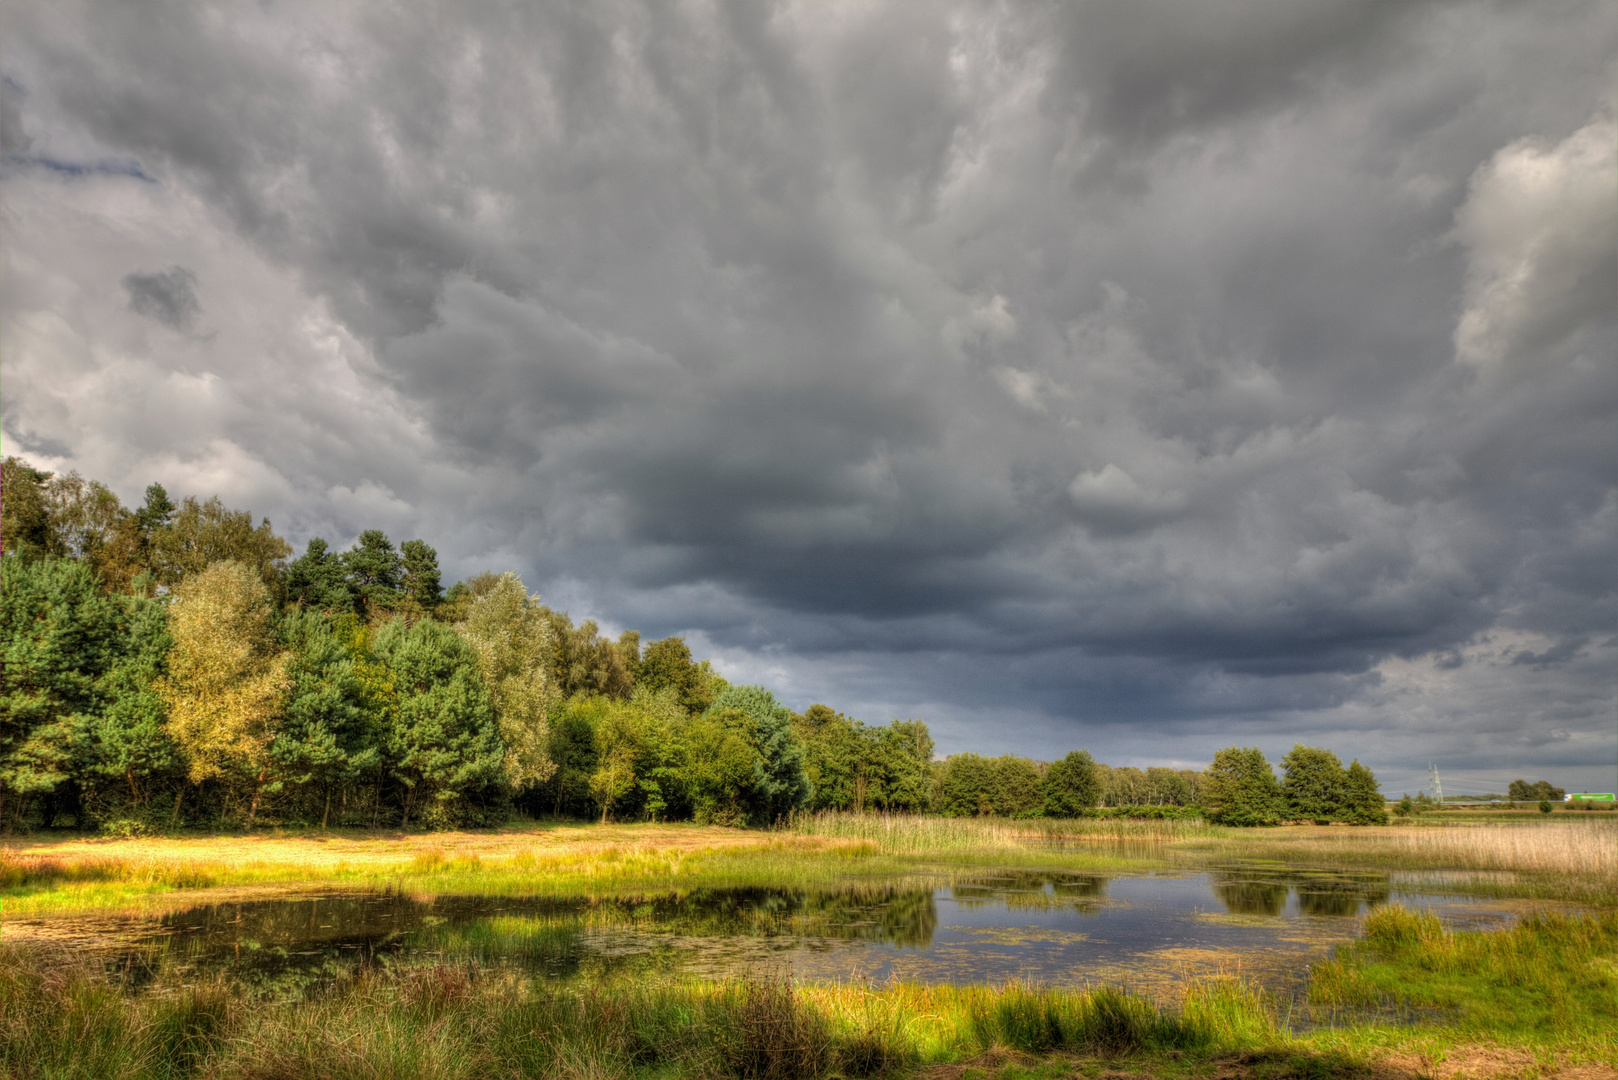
[1208, 867, 1391, 917]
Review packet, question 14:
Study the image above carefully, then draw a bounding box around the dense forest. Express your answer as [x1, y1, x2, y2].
[0, 457, 1387, 832]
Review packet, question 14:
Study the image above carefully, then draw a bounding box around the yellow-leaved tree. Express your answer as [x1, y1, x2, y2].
[158, 560, 290, 827]
[458, 572, 558, 791]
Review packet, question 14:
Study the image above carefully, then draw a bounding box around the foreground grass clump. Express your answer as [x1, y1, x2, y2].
[1309, 905, 1618, 1051]
[0, 942, 1283, 1080]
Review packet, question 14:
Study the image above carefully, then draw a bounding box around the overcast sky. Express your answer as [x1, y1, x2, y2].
[3, 1, 1614, 796]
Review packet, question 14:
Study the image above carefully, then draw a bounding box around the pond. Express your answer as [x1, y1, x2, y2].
[54, 863, 1519, 1004]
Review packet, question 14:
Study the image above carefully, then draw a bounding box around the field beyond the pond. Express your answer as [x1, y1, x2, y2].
[1, 815, 1615, 1080]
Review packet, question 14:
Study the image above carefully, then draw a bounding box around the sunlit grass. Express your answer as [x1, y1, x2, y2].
[0, 827, 1150, 919]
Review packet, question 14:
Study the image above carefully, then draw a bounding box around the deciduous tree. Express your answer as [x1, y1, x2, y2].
[1042, 750, 1101, 817]
[157, 561, 291, 828]
[1280, 745, 1348, 822]
[457, 573, 557, 791]
[1203, 747, 1283, 826]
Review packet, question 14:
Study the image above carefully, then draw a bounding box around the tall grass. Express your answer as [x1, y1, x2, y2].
[1307, 904, 1618, 1050]
[788, 811, 1213, 853]
[0, 943, 1280, 1080]
[1188, 818, 1618, 904]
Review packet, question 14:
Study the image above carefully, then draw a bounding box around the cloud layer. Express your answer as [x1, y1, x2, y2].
[4, 0, 1614, 794]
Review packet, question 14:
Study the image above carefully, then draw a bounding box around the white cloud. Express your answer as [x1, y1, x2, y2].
[1452, 112, 1618, 370]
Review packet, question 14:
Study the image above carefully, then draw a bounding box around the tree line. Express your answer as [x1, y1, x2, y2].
[1, 457, 1387, 832]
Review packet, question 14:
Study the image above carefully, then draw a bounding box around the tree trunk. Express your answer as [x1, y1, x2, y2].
[321, 789, 331, 830]
[171, 786, 185, 827]
[245, 767, 267, 830]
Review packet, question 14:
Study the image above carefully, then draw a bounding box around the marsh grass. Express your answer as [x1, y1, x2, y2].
[789, 811, 1215, 853]
[0, 828, 1152, 919]
[1183, 818, 1618, 904]
[1307, 905, 1618, 1051]
[0, 942, 1281, 1080]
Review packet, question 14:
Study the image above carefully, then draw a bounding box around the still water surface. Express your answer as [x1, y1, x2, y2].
[79, 864, 1515, 1001]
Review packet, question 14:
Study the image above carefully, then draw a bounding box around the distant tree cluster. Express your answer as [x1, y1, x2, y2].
[1201, 745, 1387, 826]
[1507, 779, 1564, 803]
[1, 456, 1390, 833]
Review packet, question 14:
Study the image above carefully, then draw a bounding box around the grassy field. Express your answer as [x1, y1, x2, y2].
[2, 815, 1615, 1078]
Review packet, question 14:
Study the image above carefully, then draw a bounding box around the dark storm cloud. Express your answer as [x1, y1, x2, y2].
[2, 0, 1614, 788]
[122, 266, 200, 331]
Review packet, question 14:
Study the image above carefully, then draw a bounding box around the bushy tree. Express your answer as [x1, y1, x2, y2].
[148, 496, 292, 590]
[1, 457, 58, 559]
[1203, 747, 1283, 826]
[43, 471, 145, 594]
[1341, 760, 1387, 825]
[794, 704, 866, 811]
[158, 561, 291, 828]
[702, 684, 810, 824]
[1508, 779, 1564, 802]
[375, 618, 504, 828]
[1280, 745, 1348, 822]
[867, 719, 935, 812]
[544, 610, 637, 699]
[936, 753, 993, 816]
[540, 700, 600, 818]
[457, 573, 557, 791]
[677, 708, 761, 825]
[1042, 750, 1100, 817]
[639, 637, 722, 714]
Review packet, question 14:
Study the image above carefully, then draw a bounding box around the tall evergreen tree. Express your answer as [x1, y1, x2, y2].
[273, 611, 387, 826]
[1203, 747, 1284, 826]
[376, 618, 504, 828]
[342, 530, 403, 616]
[76, 592, 180, 817]
[0, 558, 117, 826]
[399, 539, 443, 615]
[285, 538, 358, 613]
